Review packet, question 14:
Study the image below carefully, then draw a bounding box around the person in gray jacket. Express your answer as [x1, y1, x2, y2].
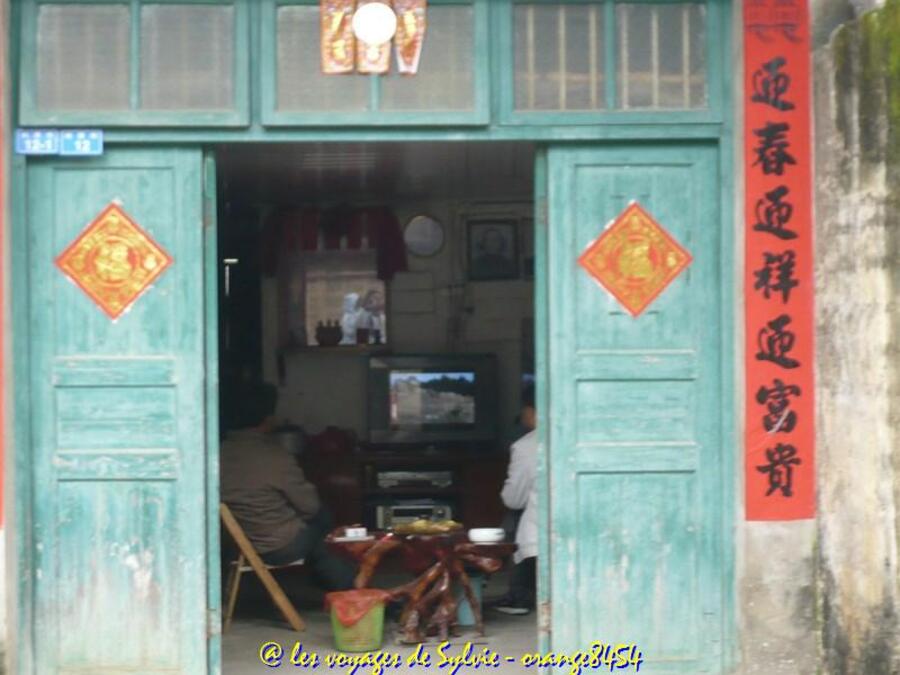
[220, 382, 354, 591]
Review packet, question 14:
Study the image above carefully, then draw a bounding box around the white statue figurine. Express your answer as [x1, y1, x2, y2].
[340, 292, 360, 344]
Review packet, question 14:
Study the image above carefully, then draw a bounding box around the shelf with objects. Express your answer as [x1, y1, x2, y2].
[360, 352, 507, 530]
[294, 434, 508, 533]
[357, 444, 507, 531]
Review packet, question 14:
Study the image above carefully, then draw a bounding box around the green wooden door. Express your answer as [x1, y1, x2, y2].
[26, 148, 212, 674]
[544, 144, 727, 672]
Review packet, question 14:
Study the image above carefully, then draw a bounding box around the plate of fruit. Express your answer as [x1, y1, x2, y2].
[392, 519, 464, 535]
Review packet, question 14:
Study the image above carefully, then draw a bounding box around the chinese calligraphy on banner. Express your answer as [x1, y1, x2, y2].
[744, 0, 815, 520]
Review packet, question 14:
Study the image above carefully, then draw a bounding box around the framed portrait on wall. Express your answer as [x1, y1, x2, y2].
[467, 218, 519, 281]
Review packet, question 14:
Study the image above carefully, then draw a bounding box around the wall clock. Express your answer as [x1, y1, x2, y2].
[403, 214, 445, 257]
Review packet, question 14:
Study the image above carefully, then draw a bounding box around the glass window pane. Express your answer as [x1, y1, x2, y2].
[140, 5, 235, 111]
[37, 4, 130, 111]
[514, 4, 605, 111]
[300, 251, 387, 346]
[617, 3, 706, 109]
[277, 6, 369, 112]
[380, 6, 475, 112]
[689, 5, 707, 107]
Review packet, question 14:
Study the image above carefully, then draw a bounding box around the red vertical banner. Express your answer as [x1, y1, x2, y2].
[744, 0, 815, 519]
[0, 0, 5, 526]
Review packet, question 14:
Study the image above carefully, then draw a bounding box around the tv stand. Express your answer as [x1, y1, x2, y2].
[304, 444, 508, 530]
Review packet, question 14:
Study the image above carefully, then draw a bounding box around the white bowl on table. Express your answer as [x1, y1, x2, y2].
[468, 528, 505, 544]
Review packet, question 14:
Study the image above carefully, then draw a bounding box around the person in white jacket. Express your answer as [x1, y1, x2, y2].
[495, 385, 538, 614]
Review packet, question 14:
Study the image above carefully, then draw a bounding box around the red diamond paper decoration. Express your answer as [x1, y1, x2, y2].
[578, 202, 692, 317]
[55, 203, 173, 320]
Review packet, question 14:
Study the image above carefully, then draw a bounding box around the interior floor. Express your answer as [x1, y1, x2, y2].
[222, 569, 537, 674]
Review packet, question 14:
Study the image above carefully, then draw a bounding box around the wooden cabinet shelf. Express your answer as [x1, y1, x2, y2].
[364, 486, 460, 497]
[282, 345, 390, 355]
[305, 447, 508, 529]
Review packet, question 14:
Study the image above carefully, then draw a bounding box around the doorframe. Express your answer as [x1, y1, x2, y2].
[9, 152, 34, 675]
[203, 151, 223, 673]
[8, 135, 737, 674]
[533, 147, 551, 654]
[9, 135, 737, 674]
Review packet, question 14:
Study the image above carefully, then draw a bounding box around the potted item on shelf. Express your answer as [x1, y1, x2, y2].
[315, 320, 343, 347]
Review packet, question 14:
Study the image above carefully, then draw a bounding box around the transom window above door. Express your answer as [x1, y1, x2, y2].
[17, 0, 724, 128]
[514, 2, 707, 111]
[262, 0, 489, 126]
[21, 0, 249, 126]
[501, 0, 722, 124]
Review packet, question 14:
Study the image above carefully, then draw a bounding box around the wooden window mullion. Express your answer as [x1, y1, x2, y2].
[588, 4, 599, 109]
[603, 0, 617, 108]
[130, 0, 141, 109]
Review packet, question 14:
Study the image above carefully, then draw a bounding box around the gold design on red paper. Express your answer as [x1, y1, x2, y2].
[321, 0, 356, 74]
[55, 203, 173, 320]
[355, 0, 392, 73]
[393, 0, 426, 74]
[577, 202, 692, 317]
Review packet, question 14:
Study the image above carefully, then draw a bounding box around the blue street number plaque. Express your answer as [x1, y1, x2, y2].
[15, 129, 104, 156]
[60, 130, 104, 156]
[14, 129, 59, 155]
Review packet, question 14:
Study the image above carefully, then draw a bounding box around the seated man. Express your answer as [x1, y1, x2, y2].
[219, 381, 354, 591]
[495, 384, 538, 615]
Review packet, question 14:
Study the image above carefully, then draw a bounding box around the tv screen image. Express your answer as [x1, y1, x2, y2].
[389, 371, 476, 427]
[368, 355, 497, 444]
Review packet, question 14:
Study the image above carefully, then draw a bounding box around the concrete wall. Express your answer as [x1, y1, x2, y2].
[737, 524, 818, 674]
[812, 1, 900, 673]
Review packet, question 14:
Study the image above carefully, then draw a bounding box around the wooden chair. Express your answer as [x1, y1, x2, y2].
[220, 503, 306, 632]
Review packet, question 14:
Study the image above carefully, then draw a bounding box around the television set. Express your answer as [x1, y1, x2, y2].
[367, 354, 498, 445]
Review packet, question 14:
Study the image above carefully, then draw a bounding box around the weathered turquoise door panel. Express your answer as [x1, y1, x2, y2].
[546, 144, 725, 672]
[26, 149, 208, 674]
[203, 150, 223, 675]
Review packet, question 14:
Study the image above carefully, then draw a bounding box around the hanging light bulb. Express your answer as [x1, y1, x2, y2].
[352, 2, 398, 46]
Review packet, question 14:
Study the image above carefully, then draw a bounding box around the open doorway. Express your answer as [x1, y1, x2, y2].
[214, 142, 539, 670]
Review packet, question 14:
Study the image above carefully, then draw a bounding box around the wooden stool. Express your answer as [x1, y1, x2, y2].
[220, 503, 306, 632]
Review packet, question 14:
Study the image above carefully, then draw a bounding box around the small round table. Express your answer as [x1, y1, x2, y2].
[327, 531, 516, 643]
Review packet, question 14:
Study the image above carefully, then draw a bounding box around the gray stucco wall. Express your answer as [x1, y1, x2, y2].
[737, 523, 817, 673]
[812, 0, 900, 672]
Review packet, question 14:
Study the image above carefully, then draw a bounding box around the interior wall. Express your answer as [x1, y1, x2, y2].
[259, 197, 535, 448]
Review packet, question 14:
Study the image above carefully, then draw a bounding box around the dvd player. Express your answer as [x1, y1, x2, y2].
[376, 470, 453, 489]
[375, 501, 453, 529]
